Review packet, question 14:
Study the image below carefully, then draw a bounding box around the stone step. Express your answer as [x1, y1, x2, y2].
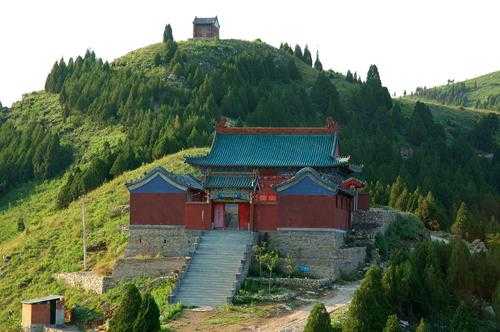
[171, 231, 255, 307]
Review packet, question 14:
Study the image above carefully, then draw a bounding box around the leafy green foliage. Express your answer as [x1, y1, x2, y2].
[345, 266, 391, 332]
[412, 70, 500, 111]
[375, 213, 427, 259]
[132, 292, 160, 332]
[383, 314, 401, 332]
[358, 239, 499, 330]
[109, 283, 142, 332]
[304, 303, 334, 332]
[0, 121, 71, 195]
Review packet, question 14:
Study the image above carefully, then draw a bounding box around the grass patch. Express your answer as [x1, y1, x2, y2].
[0, 148, 207, 330]
[203, 304, 269, 327]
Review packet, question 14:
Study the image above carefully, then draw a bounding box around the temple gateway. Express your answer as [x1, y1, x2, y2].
[127, 118, 369, 231]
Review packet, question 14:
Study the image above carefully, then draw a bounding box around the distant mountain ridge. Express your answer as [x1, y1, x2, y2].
[410, 70, 500, 112]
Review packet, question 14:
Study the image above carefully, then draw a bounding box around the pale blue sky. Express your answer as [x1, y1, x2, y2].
[1, 0, 499, 106]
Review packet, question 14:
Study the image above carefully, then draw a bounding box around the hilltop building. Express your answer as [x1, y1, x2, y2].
[192, 16, 220, 39]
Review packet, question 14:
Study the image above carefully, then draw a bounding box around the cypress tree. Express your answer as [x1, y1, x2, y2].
[383, 314, 401, 332]
[346, 70, 354, 83]
[109, 283, 142, 332]
[447, 239, 472, 295]
[304, 302, 333, 332]
[415, 318, 429, 332]
[163, 24, 173, 42]
[451, 202, 472, 239]
[293, 44, 303, 59]
[388, 176, 405, 208]
[303, 45, 312, 66]
[314, 51, 323, 71]
[132, 293, 160, 332]
[345, 266, 390, 332]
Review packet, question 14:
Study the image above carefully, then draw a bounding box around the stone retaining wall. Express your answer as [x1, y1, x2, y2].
[54, 272, 116, 294]
[111, 257, 186, 279]
[265, 229, 366, 279]
[125, 225, 202, 257]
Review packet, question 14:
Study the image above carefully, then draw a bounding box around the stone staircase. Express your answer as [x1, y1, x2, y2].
[170, 230, 255, 307]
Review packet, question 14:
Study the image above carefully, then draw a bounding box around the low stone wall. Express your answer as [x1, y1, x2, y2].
[54, 272, 116, 294]
[111, 257, 186, 280]
[125, 225, 202, 257]
[352, 208, 398, 239]
[265, 229, 365, 279]
[246, 277, 333, 290]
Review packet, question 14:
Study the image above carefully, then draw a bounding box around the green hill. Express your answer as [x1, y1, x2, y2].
[0, 31, 498, 330]
[407, 70, 500, 111]
[0, 148, 206, 329]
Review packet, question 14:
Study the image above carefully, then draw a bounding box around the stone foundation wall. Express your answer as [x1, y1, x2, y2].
[125, 225, 202, 257]
[111, 257, 186, 279]
[265, 229, 366, 279]
[54, 272, 116, 294]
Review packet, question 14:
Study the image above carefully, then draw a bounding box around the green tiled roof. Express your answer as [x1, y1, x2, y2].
[204, 174, 256, 189]
[187, 133, 346, 167]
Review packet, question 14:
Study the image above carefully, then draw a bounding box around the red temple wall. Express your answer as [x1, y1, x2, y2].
[278, 195, 350, 230]
[254, 203, 279, 230]
[130, 193, 185, 225]
[185, 202, 212, 230]
[358, 192, 370, 210]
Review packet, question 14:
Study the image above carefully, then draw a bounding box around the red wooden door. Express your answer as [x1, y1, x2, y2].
[238, 203, 250, 230]
[213, 203, 225, 229]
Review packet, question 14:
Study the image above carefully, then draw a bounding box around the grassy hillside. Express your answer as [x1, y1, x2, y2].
[7, 91, 126, 165]
[408, 70, 500, 111]
[0, 148, 207, 330]
[398, 98, 500, 144]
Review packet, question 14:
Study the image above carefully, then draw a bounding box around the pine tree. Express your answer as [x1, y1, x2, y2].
[415, 318, 429, 332]
[447, 239, 473, 295]
[451, 202, 472, 239]
[163, 24, 174, 43]
[389, 176, 405, 208]
[345, 266, 390, 332]
[303, 45, 312, 66]
[304, 303, 333, 332]
[109, 283, 142, 332]
[383, 314, 401, 332]
[314, 51, 323, 71]
[293, 44, 303, 59]
[346, 70, 354, 83]
[132, 293, 160, 332]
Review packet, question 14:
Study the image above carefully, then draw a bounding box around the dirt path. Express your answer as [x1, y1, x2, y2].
[248, 280, 360, 332]
[168, 280, 360, 332]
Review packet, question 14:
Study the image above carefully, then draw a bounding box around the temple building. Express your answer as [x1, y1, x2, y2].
[192, 16, 220, 39]
[127, 118, 369, 232]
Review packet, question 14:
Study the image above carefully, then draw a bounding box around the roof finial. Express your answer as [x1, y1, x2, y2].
[216, 117, 229, 131]
[325, 117, 338, 133]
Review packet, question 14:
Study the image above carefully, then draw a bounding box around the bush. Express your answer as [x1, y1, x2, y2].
[304, 303, 333, 332]
[108, 283, 142, 332]
[377, 214, 427, 260]
[344, 266, 390, 332]
[383, 314, 401, 332]
[132, 293, 160, 332]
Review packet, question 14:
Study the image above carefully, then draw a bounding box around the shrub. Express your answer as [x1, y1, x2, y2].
[344, 266, 390, 332]
[108, 283, 142, 332]
[383, 314, 401, 332]
[132, 293, 160, 332]
[415, 318, 428, 332]
[304, 303, 333, 332]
